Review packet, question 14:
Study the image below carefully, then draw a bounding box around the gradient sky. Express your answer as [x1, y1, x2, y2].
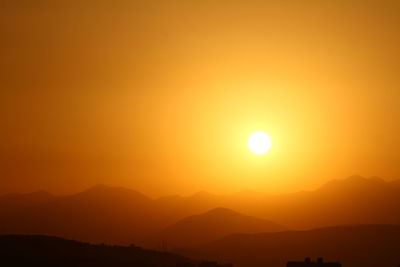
[1, 0, 400, 196]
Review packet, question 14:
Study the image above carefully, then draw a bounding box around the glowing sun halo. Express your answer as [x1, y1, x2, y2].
[248, 131, 271, 155]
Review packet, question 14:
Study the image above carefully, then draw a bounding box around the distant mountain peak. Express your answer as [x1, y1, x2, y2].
[346, 174, 366, 181]
[345, 175, 386, 184]
[203, 207, 241, 216]
[319, 175, 389, 191]
[21, 190, 53, 198]
[190, 190, 216, 198]
[77, 184, 150, 201]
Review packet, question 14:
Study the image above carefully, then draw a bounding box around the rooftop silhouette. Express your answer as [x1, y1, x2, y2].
[287, 258, 341, 267]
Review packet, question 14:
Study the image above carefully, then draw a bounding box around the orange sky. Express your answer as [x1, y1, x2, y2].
[1, 0, 400, 196]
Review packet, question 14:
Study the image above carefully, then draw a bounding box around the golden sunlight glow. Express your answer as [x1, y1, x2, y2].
[248, 131, 271, 155]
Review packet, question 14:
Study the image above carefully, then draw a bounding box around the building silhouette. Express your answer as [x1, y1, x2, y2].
[169, 262, 233, 267]
[287, 257, 341, 267]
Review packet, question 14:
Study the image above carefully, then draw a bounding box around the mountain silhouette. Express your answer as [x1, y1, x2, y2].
[182, 225, 400, 267]
[154, 176, 400, 230]
[157, 207, 285, 247]
[1, 176, 400, 246]
[0, 234, 231, 267]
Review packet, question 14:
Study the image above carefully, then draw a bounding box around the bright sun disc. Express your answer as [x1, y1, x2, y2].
[248, 131, 271, 155]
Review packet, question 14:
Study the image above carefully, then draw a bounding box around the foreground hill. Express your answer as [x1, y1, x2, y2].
[0, 235, 230, 267]
[157, 207, 285, 247]
[182, 225, 400, 267]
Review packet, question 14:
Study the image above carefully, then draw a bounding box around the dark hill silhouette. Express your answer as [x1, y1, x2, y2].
[182, 225, 400, 267]
[0, 234, 230, 267]
[157, 207, 285, 247]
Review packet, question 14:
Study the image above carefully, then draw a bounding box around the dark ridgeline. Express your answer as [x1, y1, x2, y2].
[287, 258, 341, 267]
[0, 235, 232, 267]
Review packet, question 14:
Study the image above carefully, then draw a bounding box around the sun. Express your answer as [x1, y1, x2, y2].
[248, 131, 271, 155]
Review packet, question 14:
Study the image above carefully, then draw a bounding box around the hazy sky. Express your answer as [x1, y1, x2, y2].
[1, 0, 400, 196]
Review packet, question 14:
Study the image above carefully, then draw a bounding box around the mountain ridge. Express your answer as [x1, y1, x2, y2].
[1, 176, 400, 246]
[157, 207, 285, 248]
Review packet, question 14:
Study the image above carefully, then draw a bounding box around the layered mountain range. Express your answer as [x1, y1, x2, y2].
[1, 175, 400, 250]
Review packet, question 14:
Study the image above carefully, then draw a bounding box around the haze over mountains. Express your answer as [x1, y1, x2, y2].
[1, 175, 400, 248]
